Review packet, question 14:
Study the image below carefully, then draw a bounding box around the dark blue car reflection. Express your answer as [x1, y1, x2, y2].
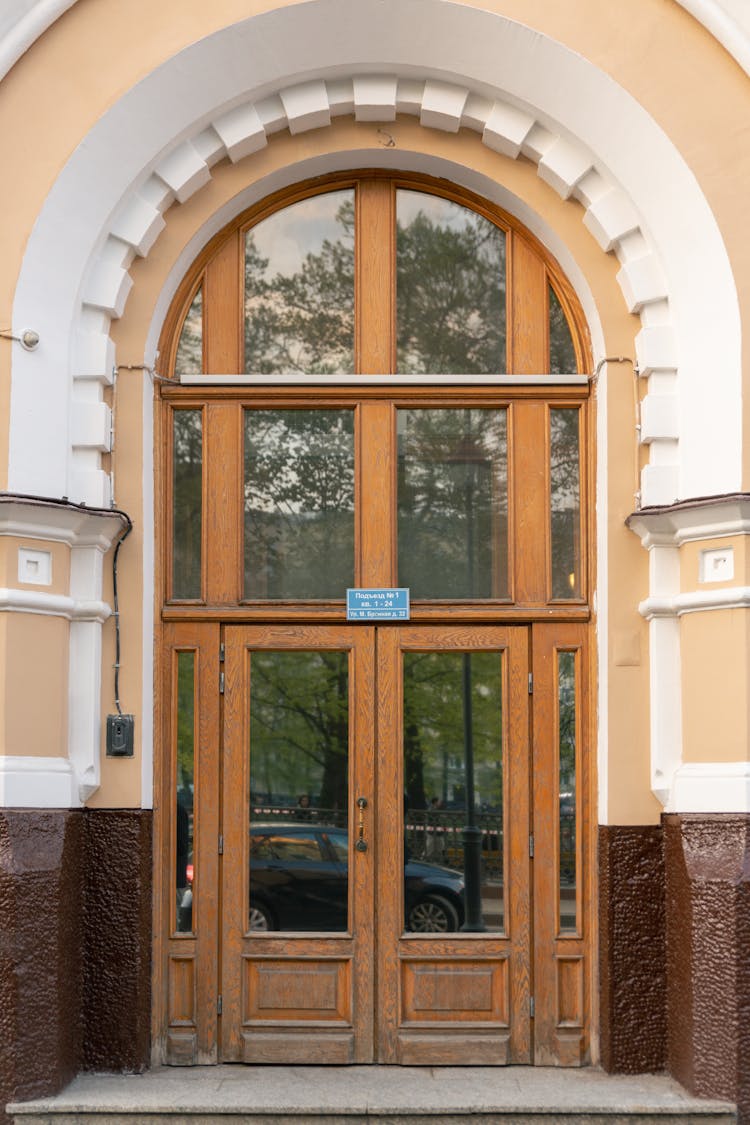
[249, 822, 465, 933]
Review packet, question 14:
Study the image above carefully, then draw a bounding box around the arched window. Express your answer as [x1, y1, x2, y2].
[161, 173, 590, 610]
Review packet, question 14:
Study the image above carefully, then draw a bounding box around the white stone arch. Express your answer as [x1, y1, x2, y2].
[7, 0, 740, 511]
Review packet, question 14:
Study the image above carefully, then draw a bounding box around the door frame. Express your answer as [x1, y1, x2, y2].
[154, 620, 593, 1065]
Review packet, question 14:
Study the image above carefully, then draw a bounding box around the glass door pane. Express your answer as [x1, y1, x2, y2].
[402, 650, 506, 933]
[248, 650, 350, 932]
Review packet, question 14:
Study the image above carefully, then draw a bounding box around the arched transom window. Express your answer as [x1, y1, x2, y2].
[161, 173, 590, 612]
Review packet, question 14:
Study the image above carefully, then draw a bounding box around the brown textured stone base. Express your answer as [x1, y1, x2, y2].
[664, 813, 750, 1123]
[598, 824, 667, 1074]
[0, 809, 152, 1125]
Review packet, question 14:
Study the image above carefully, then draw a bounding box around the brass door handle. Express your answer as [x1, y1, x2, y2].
[356, 796, 368, 852]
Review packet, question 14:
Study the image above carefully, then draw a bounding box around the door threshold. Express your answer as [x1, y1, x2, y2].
[9, 1065, 735, 1123]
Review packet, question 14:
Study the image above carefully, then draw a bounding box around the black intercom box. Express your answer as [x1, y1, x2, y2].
[106, 713, 135, 757]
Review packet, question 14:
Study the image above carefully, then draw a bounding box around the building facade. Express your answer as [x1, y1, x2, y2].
[1, 0, 749, 1119]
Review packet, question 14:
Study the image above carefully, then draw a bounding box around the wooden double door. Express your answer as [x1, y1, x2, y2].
[159, 619, 590, 1067]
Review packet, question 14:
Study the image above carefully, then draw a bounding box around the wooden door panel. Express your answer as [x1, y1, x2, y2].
[376, 625, 532, 1065]
[221, 625, 376, 1064]
[401, 956, 510, 1022]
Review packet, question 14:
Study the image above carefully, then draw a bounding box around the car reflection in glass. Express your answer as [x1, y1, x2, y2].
[249, 822, 465, 933]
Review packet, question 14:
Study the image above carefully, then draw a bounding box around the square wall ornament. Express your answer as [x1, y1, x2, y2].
[699, 546, 734, 584]
[18, 547, 52, 586]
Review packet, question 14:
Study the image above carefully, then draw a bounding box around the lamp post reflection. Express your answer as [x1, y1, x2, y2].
[461, 650, 485, 931]
[455, 410, 487, 932]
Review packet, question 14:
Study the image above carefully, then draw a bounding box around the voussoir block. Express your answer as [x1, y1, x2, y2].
[212, 103, 267, 162]
[420, 80, 468, 133]
[482, 100, 535, 158]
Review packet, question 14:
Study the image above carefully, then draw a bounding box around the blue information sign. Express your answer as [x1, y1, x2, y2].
[346, 587, 410, 621]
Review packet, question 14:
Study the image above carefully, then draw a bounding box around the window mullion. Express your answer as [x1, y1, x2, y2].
[356, 179, 396, 375]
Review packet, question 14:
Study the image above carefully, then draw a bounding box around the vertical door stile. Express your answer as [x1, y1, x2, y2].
[159, 622, 221, 1066]
[219, 626, 247, 1061]
[531, 622, 590, 1066]
[374, 625, 402, 1064]
[352, 625, 377, 1062]
[506, 626, 533, 1064]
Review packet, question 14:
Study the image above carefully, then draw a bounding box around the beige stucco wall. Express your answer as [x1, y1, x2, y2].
[1, 0, 749, 824]
[681, 608, 750, 763]
[0, 611, 68, 757]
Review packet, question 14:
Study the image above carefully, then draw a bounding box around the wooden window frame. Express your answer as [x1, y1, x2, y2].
[157, 171, 593, 624]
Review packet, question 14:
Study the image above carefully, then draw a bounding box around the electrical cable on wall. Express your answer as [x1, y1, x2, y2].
[111, 513, 133, 716]
[590, 355, 642, 509]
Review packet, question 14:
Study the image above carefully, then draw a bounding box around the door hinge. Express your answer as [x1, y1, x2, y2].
[529, 834, 534, 858]
[528, 672, 533, 694]
[217, 994, 223, 1016]
[219, 642, 225, 663]
[219, 671, 225, 694]
[530, 996, 535, 1019]
[218, 835, 224, 855]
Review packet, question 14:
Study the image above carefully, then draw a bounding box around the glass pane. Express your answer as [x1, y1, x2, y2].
[175, 652, 195, 934]
[244, 410, 355, 599]
[172, 410, 202, 599]
[244, 190, 355, 374]
[398, 409, 508, 598]
[403, 651, 504, 934]
[396, 191, 506, 374]
[175, 287, 203, 374]
[558, 651, 577, 933]
[248, 651, 349, 932]
[550, 408, 581, 599]
[549, 284, 577, 374]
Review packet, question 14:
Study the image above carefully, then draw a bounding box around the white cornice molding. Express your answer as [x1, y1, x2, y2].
[0, 755, 79, 808]
[627, 494, 750, 547]
[0, 496, 127, 547]
[640, 585, 750, 620]
[669, 762, 750, 814]
[0, 587, 111, 621]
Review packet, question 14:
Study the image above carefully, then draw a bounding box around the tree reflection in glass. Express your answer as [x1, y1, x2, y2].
[402, 651, 505, 932]
[558, 650, 577, 933]
[249, 650, 349, 932]
[549, 284, 577, 375]
[244, 410, 355, 599]
[396, 192, 506, 374]
[550, 409, 581, 598]
[175, 287, 203, 375]
[244, 191, 354, 375]
[398, 409, 508, 599]
[172, 410, 202, 599]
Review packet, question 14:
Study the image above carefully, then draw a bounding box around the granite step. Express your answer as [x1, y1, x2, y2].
[8, 1066, 736, 1125]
